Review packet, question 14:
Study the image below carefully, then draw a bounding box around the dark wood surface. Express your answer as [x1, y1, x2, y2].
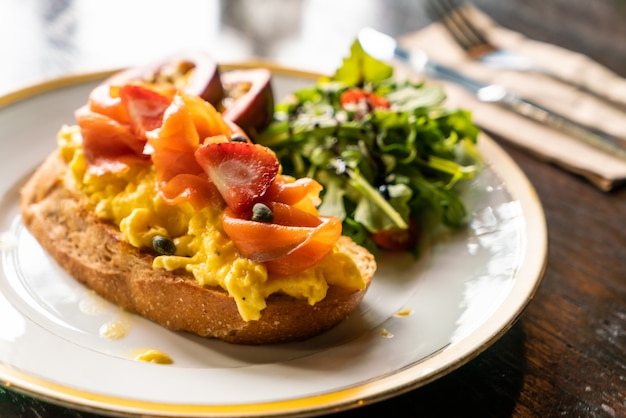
[1, 1, 625, 417]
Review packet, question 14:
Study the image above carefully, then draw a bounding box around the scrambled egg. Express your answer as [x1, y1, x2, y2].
[58, 126, 365, 321]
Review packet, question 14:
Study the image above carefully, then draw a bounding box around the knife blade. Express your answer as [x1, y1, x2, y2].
[357, 27, 626, 161]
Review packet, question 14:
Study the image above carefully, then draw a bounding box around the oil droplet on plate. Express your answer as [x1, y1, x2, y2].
[100, 318, 130, 340]
[0, 231, 17, 251]
[79, 291, 109, 315]
[132, 348, 174, 365]
[379, 328, 394, 338]
[394, 309, 413, 317]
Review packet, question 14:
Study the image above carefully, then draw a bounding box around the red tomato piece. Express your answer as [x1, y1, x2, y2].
[340, 88, 390, 110]
[371, 219, 420, 252]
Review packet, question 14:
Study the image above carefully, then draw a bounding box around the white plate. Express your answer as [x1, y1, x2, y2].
[0, 64, 547, 417]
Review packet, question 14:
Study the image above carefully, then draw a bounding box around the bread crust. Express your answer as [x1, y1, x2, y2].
[19, 151, 376, 344]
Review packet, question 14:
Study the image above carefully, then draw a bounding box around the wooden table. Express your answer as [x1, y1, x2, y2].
[1, 1, 625, 417]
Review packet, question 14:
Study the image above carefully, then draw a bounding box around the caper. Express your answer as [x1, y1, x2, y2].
[251, 203, 274, 223]
[230, 133, 248, 143]
[377, 183, 390, 199]
[152, 235, 176, 255]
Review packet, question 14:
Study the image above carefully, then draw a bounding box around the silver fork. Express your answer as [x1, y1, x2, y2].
[424, 0, 541, 73]
[424, 0, 626, 111]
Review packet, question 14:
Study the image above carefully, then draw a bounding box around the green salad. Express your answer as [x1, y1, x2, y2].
[256, 40, 482, 256]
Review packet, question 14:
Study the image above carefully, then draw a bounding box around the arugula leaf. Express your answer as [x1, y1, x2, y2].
[384, 84, 446, 111]
[332, 40, 394, 86]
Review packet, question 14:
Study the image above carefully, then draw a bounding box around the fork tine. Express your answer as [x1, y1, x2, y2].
[424, 0, 495, 57]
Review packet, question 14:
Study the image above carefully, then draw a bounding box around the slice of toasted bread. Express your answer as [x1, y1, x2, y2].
[19, 150, 376, 344]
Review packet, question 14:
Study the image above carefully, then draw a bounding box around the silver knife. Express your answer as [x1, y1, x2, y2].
[358, 27, 626, 161]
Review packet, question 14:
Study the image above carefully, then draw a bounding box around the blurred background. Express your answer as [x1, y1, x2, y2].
[2, 0, 626, 97]
[2, 1, 626, 417]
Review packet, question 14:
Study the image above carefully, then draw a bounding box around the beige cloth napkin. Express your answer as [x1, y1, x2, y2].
[397, 8, 626, 191]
